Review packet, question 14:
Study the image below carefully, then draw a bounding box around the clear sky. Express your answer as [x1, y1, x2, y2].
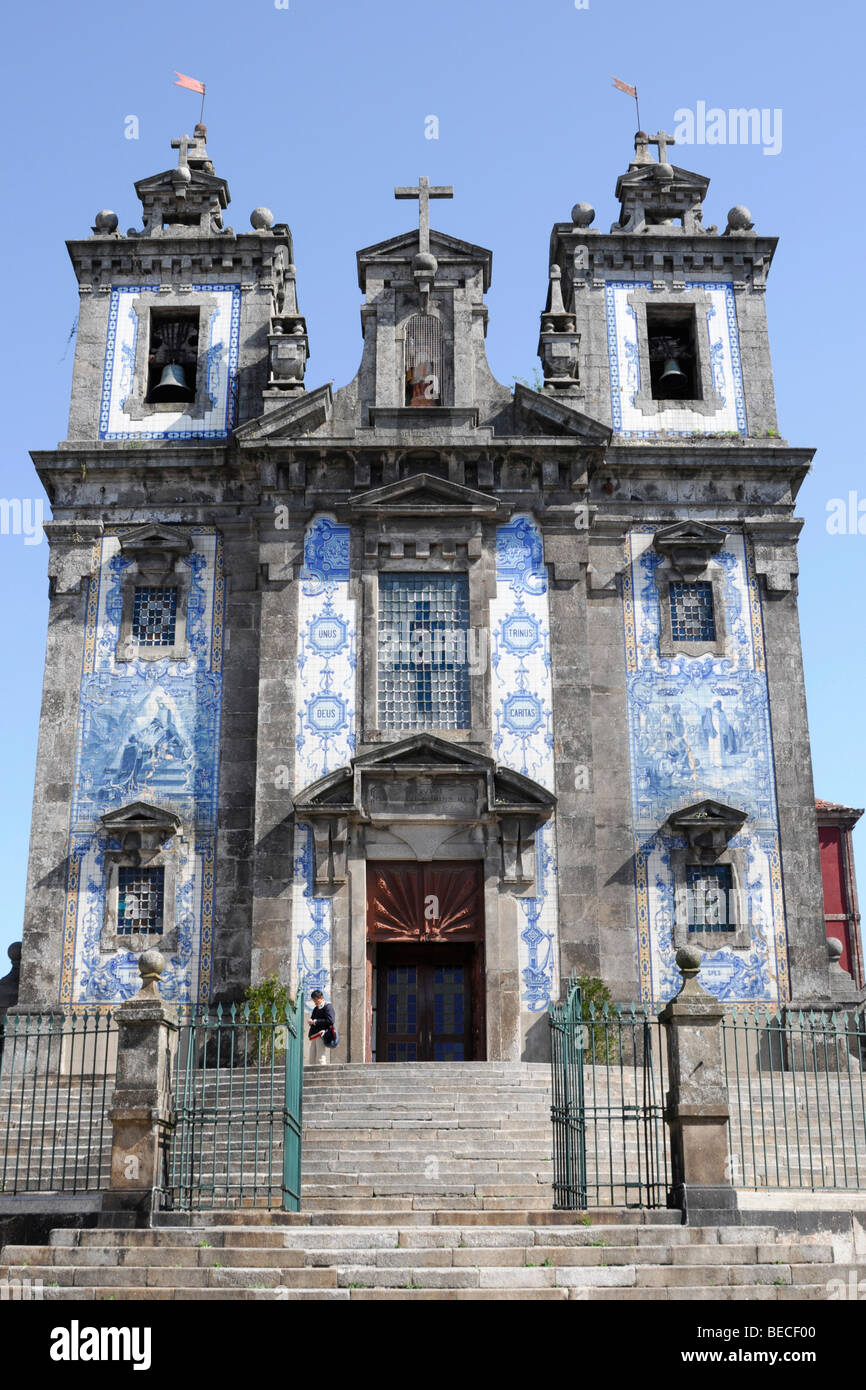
[1, 0, 863, 973]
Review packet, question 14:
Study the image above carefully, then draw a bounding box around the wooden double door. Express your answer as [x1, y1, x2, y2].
[367, 862, 485, 1063]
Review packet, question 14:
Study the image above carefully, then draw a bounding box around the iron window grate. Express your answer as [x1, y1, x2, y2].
[378, 573, 471, 730]
[686, 863, 734, 932]
[132, 586, 178, 646]
[117, 867, 165, 935]
[669, 581, 715, 642]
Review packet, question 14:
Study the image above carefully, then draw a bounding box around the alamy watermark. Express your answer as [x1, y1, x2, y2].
[673, 103, 782, 157]
[826, 492, 866, 535]
[0, 498, 44, 545]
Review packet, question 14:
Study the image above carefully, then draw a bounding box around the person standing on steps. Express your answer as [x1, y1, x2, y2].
[308, 988, 336, 1066]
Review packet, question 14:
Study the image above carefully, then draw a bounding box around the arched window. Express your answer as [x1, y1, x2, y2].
[404, 314, 442, 406]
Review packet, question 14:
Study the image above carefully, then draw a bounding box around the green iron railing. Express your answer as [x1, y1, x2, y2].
[723, 1005, 866, 1191]
[162, 984, 306, 1212]
[549, 978, 670, 1209]
[0, 1010, 117, 1195]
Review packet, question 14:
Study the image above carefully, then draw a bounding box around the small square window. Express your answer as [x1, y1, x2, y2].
[117, 867, 165, 935]
[132, 587, 178, 647]
[669, 582, 715, 643]
[686, 864, 734, 933]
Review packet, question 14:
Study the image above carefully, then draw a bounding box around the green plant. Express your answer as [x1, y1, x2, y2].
[512, 369, 545, 393]
[241, 975, 292, 1062]
[199, 1241, 212, 1248]
[575, 975, 622, 1063]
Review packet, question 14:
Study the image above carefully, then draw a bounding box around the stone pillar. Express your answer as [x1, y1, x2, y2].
[660, 946, 740, 1226]
[100, 951, 178, 1228]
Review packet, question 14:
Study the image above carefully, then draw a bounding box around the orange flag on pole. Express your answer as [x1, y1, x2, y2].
[611, 77, 641, 130]
[174, 71, 205, 95]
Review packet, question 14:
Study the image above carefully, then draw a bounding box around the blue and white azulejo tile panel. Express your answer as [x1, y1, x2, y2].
[292, 517, 356, 996]
[491, 515, 559, 1012]
[98, 285, 241, 441]
[61, 531, 224, 1005]
[622, 529, 789, 1005]
[605, 281, 746, 437]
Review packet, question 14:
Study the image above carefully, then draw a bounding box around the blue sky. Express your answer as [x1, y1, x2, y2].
[1, 0, 863, 969]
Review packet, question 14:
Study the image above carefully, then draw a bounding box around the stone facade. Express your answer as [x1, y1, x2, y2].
[16, 127, 832, 1057]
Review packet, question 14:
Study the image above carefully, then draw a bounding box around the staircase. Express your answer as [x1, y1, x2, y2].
[0, 1221, 847, 1301]
[301, 1063, 554, 1212]
[0, 1062, 860, 1299]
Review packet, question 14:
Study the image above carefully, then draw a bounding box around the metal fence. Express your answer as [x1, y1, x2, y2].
[549, 979, 671, 1209]
[0, 1010, 116, 1195]
[161, 995, 305, 1212]
[723, 1006, 866, 1192]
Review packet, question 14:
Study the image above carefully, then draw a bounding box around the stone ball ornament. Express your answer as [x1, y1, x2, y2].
[93, 209, 118, 234]
[138, 949, 166, 984]
[250, 206, 275, 230]
[726, 205, 754, 232]
[675, 945, 703, 976]
[827, 936, 843, 963]
[571, 202, 595, 227]
[655, 162, 675, 182]
[413, 250, 438, 275]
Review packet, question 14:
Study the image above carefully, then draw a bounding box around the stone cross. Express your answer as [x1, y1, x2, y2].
[171, 134, 192, 169]
[647, 130, 676, 164]
[394, 176, 453, 255]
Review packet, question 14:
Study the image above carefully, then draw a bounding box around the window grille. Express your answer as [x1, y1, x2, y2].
[132, 586, 178, 646]
[117, 867, 165, 935]
[669, 581, 715, 642]
[378, 573, 470, 730]
[404, 314, 442, 405]
[686, 864, 734, 932]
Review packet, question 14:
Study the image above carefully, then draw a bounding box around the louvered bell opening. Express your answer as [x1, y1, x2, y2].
[404, 313, 442, 406]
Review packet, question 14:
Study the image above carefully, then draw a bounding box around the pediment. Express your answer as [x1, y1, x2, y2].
[119, 523, 191, 558]
[513, 383, 611, 445]
[350, 473, 502, 518]
[100, 801, 182, 851]
[654, 521, 727, 545]
[234, 383, 334, 443]
[653, 521, 727, 577]
[354, 734, 493, 774]
[294, 736, 555, 816]
[668, 799, 747, 859]
[357, 229, 493, 291]
[135, 168, 228, 201]
[617, 164, 709, 195]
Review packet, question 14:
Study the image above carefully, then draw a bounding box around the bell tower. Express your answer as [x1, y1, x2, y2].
[536, 132, 830, 1006]
[19, 126, 305, 1009]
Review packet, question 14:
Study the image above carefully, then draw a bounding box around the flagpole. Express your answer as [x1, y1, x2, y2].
[200, 84, 206, 125]
[635, 86, 641, 132]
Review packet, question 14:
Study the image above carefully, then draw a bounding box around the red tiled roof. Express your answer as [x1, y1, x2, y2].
[816, 798, 864, 820]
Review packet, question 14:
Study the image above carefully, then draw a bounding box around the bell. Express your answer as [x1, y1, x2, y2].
[149, 362, 193, 402]
[659, 356, 688, 391]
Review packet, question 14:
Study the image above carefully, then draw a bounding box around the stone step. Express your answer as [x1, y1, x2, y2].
[6, 1238, 831, 1270]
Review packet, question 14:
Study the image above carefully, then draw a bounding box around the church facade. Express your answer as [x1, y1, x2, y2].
[17, 126, 833, 1060]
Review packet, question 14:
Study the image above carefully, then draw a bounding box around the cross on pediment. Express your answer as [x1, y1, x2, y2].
[171, 134, 192, 168]
[647, 130, 676, 164]
[394, 175, 453, 255]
